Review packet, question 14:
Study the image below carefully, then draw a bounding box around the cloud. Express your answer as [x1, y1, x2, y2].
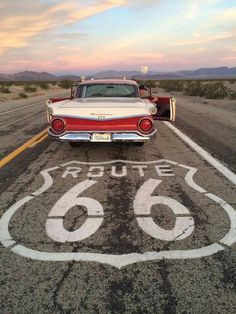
[47, 0, 128, 23]
[167, 31, 236, 47]
[224, 56, 236, 61]
[0, 0, 129, 55]
[209, 7, 236, 23]
[0, 15, 52, 52]
[184, 0, 221, 18]
[0, 0, 235, 73]
[125, 0, 160, 9]
[0, 0, 162, 56]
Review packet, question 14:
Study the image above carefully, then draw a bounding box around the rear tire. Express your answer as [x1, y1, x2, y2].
[134, 142, 144, 146]
[69, 142, 79, 148]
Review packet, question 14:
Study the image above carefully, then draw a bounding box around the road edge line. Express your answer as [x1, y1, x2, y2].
[164, 122, 236, 186]
[0, 128, 48, 168]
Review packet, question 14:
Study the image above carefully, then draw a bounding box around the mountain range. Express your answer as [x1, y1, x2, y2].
[0, 67, 236, 81]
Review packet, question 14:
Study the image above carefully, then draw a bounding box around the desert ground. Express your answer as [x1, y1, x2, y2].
[0, 82, 68, 102]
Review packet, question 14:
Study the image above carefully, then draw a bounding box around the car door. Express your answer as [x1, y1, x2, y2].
[71, 83, 78, 99]
[152, 96, 176, 121]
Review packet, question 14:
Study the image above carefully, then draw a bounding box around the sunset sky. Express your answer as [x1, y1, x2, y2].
[0, 0, 236, 74]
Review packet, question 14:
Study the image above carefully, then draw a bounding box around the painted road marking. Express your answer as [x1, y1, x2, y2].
[61, 164, 175, 178]
[164, 122, 236, 185]
[0, 160, 235, 268]
[134, 179, 194, 241]
[46, 178, 194, 243]
[46, 180, 104, 243]
[0, 101, 44, 116]
[0, 111, 44, 131]
[0, 128, 48, 168]
[29, 133, 48, 148]
[0, 92, 68, 116]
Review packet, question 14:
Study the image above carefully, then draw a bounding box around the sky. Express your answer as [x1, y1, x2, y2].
[0, 0, 236, 74]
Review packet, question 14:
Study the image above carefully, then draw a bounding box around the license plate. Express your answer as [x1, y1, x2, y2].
[91, 133, 111, 142]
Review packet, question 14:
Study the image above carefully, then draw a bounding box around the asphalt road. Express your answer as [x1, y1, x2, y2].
[0, 92, 236, 314]
[172, 91, 236, 173]
[0, 91, 68, 158]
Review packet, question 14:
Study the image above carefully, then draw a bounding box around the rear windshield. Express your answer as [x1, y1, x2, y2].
[77, 83, 139, 98]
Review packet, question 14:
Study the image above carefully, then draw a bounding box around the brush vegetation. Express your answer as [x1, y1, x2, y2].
[156, 79, 236, 99]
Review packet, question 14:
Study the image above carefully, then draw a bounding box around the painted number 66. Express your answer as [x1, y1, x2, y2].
[46, 179, 194, 243]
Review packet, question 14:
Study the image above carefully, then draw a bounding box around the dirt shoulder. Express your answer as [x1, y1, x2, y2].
[0, 83, 69, 104]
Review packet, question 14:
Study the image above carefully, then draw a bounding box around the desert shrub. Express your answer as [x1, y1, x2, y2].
[228, 79, 236, 85]
[24, 85, 37, 92]
[14, 81, 25, 86]
[0, 86, 10, 93]
[58, 80, 71, 89]
[184, 81, 204, 97]
[228, 90, 236, 100]
[184, 81, 228, 99]
[19, 92, 28, 98]
[39, 82, 49, 89]
[203, 82, 228, 99]
[2, 81, 13, 86]
[158, 80, 184, 92]
[145, 80, 157, 88]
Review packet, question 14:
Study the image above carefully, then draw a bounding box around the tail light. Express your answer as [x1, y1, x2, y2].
[138, 118, 153, 133]
[51, 118, 66, 133]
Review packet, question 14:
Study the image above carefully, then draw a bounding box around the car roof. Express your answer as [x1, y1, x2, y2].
[79, 79, 138, 86]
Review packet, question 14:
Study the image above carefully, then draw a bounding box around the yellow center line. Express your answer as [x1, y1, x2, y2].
[0, 128, 48, 168]
[29, 133, 48, 148]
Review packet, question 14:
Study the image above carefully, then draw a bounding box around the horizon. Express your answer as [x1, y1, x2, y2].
[1, 65, 236, 77]
[1, 0, 236, 74]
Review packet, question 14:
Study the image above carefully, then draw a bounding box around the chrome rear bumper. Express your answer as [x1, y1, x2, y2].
[48, 129, 156, 142]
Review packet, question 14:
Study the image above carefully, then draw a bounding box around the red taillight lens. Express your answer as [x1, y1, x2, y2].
[138, 118, 153, 133]
[51, 118, 65, 133]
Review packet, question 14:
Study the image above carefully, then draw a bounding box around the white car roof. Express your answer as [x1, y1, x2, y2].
[79, 79, 138, 85]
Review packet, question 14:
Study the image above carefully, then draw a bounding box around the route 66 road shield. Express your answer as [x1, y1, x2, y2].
[0, 159, 235, 269]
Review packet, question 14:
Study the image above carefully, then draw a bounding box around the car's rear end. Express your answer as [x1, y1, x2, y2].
[49, 115, 155, 143]
[47, 98, 156, 144]
[46, 79, 175, 146]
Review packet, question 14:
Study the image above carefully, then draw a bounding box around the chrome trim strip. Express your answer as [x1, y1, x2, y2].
[60, 133, 91, 142]
[48, 129, 157, 142]
[112, 133, 150, 142]
[49, 128, 157, 138]
[53, 114, 149, 121]
[170, 97, 176, 122]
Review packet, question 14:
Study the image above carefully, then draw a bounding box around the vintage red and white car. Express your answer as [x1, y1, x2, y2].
[46, 79, 176, 146]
